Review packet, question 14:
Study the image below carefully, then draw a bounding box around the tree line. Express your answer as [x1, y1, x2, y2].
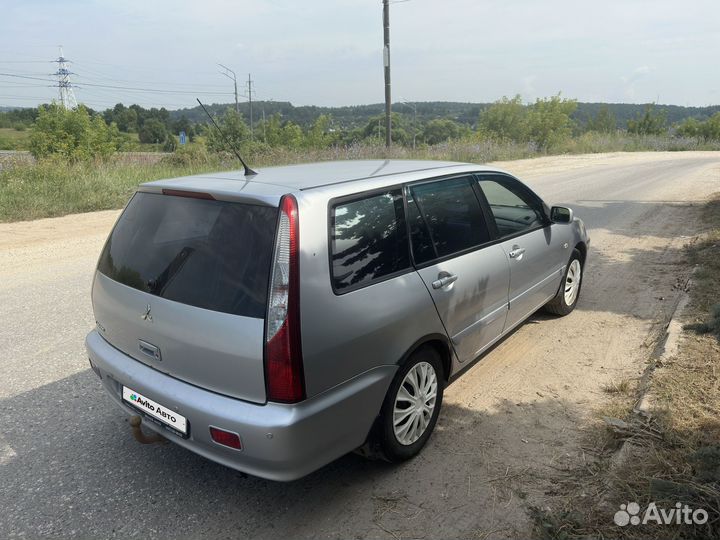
[12, 95, 720, 161]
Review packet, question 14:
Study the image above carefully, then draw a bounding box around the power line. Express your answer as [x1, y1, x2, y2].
[0, 72, 233, 96]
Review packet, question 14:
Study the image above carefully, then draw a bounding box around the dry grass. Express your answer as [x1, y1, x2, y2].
[602, 379, 634, 395]
[533, 195, 720, 539]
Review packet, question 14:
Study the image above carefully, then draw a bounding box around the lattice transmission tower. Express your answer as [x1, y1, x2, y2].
[53, 46, 77, 109]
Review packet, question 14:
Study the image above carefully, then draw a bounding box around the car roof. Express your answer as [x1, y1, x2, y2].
[143, 159, 507, 192]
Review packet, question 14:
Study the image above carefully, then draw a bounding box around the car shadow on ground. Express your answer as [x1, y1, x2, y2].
[0, 367, 607, 539]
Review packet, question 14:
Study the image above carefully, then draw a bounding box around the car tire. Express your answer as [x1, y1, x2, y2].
[544, 248, 583, 316]
[374, 346, 444, 462]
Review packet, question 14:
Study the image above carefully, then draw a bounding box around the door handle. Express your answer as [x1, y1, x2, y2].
[508, 246, 526, 259]
[432, 273, 458, 289]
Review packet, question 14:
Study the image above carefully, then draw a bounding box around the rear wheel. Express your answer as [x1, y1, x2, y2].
[375, 346, 444, 462]
[544, 249, 583, 316]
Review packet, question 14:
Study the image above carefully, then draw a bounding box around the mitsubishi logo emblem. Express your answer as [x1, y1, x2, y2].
[141, 304, 153, 322]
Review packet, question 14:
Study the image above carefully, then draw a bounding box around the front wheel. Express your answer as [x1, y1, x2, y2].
[544, 249, 583, 316]
[375, 346, 444, 462]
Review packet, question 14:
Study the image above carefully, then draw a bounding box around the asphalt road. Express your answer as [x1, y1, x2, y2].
[1, 152, 718, 539]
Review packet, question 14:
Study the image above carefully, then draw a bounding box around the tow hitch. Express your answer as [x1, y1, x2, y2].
[129, 415, 168, 445]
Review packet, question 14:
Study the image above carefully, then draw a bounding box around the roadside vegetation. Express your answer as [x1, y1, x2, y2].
[533, 196, 720, 540]
[2, 95, 720, 222]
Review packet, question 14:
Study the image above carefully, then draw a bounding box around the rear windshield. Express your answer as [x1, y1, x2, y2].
[98, 192, 277, 318]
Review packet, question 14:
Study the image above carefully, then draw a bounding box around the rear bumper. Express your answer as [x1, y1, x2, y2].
[85, 330, 395, 481]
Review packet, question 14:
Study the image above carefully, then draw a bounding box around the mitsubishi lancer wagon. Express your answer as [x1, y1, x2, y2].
[86, 160, 589, 481]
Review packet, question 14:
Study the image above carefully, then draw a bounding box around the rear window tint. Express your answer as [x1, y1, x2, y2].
[409, 177, 490, 260]
[331, 189, 410, 292]
[97, 192, 277, 318]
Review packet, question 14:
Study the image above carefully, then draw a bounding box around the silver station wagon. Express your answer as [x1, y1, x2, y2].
[86, 160, 589, 481]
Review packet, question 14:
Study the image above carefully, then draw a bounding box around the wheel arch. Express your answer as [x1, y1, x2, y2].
[574, 241, 588, 266]
[397, 333, 453, 382]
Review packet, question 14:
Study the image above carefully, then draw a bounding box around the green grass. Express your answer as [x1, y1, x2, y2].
[0, 158, 227, 222]
[2, 134, 720, 223]
[0, 127, 30, 150]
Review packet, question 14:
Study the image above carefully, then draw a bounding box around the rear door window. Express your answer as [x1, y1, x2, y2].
[331, 189, 410, 292]
[407, 176, 491, 262]
[97, 192, 277, 318]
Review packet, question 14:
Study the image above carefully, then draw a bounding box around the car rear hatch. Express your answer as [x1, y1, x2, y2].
[92, 188, 279, 404]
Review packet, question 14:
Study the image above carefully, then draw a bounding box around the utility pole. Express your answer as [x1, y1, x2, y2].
[382, 0, 391, 148]
[247, 73, 254, 140]
[53, 46, 77, 109]
[218, 64, 239, 114]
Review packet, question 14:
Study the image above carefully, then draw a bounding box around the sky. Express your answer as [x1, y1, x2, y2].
[1, 0, 719, 110]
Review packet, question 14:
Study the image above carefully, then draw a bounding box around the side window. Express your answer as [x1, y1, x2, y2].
[408, 176, 490, 262]
[477, 176, 547, 238]
[331, 189, 410, 292]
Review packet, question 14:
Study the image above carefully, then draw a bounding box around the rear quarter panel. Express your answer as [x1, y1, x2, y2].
[296, 188, 451, 398]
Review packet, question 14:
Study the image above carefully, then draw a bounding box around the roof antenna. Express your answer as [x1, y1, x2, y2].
[196, 98, 257, 176]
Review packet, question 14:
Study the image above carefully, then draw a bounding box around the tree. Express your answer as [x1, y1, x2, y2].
[172, 115, 194, 142]
[357, 113, 411, 145]
[627, 104, 667, 135]
[420, 118, 464, 145]
[305, 114, 335, 148]
[138, 118, 168, 144]
[205, 108, 250, 153]
[700, 112, 720, 141]
[586, 105, 616, 133]
[526, 94, 577, 150]
[29, 103, 120, 160]
[477, 95, 528, 142]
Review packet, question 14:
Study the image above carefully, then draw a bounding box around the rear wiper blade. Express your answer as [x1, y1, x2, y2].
[147, 246, 196, 295]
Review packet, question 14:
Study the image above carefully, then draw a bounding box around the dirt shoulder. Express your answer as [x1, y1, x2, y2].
[532, 195, 720, 540]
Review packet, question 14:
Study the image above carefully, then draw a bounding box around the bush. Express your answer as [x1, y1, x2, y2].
[628, 104, 667, 135]
[138, 118, 168, 144]
[526, 94, 577, 150]
[29, 103, 120, 161]
[160, 144, 213, 167]
[163, 134, 178, 152]
[478, 95, 528, 142]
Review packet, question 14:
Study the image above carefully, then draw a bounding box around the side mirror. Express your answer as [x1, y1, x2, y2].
[550, 206, 574, 224]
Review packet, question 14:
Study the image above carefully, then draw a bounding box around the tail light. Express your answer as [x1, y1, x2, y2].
[264, 194, 305, 403]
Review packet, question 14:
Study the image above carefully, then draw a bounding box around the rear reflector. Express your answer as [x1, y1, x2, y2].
[161, 189, 215, 200]
[209, 427, 242, 450]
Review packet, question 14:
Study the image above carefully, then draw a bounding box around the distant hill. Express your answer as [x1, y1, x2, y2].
[171, 101, 720, 130]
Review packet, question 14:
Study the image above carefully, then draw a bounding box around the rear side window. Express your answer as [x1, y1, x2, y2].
[408, 176, 490, 262]
[331, 189, 410, 292]
[97, 192, 277, 318]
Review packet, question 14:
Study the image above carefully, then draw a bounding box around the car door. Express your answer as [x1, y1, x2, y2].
[475, 174, 568, 331]
[406, 176, 510, 364]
